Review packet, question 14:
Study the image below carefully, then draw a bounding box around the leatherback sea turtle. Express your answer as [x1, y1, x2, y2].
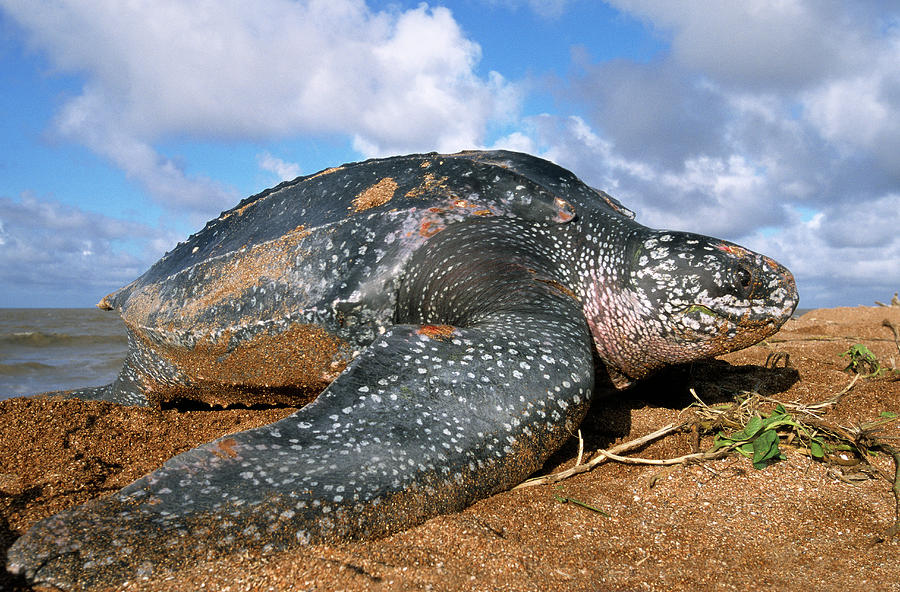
[8, 150, 797, 589]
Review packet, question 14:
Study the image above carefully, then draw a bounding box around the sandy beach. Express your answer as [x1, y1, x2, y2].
[3, 305, 900, 591]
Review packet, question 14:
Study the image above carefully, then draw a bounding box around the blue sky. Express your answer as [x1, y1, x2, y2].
[0, 0, 898, 309]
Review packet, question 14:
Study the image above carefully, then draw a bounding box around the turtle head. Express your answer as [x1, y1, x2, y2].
[584, 229, 798, 388]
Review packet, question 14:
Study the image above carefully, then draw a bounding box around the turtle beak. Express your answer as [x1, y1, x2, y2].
[751, 254, 798, 322]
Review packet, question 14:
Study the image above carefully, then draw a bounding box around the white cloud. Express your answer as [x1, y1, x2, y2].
[819, 193, 900, 249]
[0, 194, 174, 306]
[257, 152, 301, 182]
[606, 1, 869, 91]
[516, 114, 783, 237]
[2, 0, 518, 208]
[568, 53, 729, 168]
[803, 39, 900, 176]
[54, 107, 239, 214]
[604, 1, 900, 181]
[491, 131, 538, 154]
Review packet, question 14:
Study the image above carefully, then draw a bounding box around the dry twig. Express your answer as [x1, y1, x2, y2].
[575, 429, 584, 467]
[514, 422, 687, 489]
[594, 448, 730, 466]
[888, 447, 900, 539]
[758, 374, 860, 416]
[872, 446, 900, 543]
[884, 319, 900, 356]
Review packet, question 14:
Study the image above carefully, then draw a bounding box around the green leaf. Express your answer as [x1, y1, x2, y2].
[840, 344, 882, 376]
[743, 416, 763, 439]
[809, 439, 825, 459]
[751, 429, 781, 469]
[713, 434, 734, 450]
[761, 415, 791, 431]
[760, 406, 793, 431]
[555, 493, 609, 516]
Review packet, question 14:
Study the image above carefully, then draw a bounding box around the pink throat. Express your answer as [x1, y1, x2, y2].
[582, 274, 659, 387]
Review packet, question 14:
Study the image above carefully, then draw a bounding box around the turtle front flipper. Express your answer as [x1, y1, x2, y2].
[8, 243, 594, 590]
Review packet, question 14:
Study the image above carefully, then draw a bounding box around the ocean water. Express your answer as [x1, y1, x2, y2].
[0, 308, 127, 401]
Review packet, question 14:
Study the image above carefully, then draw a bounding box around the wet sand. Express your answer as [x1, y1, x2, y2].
[3, 306, 900, 591]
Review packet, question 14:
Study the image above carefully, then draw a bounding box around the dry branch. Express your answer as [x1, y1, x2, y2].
[594, 448, 730, 466]
[884, 319, 900, 356]
[515, 422, 686, 489]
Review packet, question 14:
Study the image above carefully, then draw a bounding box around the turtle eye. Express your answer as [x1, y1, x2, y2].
[734, 264, 753, 296]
